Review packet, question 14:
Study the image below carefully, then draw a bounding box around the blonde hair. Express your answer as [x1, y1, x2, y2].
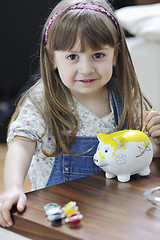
[9, 0, 152, 156]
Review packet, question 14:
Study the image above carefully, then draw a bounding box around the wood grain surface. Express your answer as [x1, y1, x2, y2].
[2, 158, 160, 240]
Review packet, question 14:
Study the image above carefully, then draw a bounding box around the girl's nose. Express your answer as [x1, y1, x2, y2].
[78, 59, 95, 75]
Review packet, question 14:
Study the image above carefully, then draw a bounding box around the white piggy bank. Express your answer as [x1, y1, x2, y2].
[93, 130, 153, 182]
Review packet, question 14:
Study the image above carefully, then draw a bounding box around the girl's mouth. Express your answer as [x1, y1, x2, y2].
[77, 79, 96, 84]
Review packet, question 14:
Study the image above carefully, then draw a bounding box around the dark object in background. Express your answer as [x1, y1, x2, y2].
[108, 0, 135, 9]
[0, 1, 59, 101]
[0, 66, 40, 143]
[0, 0, 59, 143]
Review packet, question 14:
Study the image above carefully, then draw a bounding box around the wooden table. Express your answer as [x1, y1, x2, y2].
[3, 158, 160, 240]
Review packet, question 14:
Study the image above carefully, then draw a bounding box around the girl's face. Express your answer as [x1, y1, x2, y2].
[53, 38, 116, 99]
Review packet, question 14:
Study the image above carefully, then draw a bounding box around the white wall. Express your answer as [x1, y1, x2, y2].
[126, 37, 160, 111]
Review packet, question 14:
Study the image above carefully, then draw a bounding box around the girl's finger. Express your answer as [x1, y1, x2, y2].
[146, 116, 160, 132]
[1, 200, 13, 227]
[17, 193, 27, 212]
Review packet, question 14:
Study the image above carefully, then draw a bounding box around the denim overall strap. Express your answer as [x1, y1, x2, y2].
[46, 136, 103, 187]
[110, 90, 128, 130]
[108, 75, 127, 130]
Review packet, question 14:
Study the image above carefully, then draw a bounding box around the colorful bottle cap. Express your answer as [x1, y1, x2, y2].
[65, 213, 83, 228]
[44, 203, 58, 211]
[44, 201, 83, 228]
[44, 203, 61, 216]
[46, 206, 62, 216]
[48, 213, 63, 226]
[66, 209, 79, 218]
[62, 201, 78, 215]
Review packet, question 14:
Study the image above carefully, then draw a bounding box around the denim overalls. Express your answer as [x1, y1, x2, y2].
[46, 87, 127, 187]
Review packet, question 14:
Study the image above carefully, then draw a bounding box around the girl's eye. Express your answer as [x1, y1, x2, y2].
[67, 54, 78, 61]
[93, 53, 105, 59]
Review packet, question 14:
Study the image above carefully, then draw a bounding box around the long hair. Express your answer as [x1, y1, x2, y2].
[8, 0, 152, 156]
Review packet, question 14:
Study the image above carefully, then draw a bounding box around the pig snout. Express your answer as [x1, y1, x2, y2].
[93, 153, 99, 164]
[93, 152, 107, 167]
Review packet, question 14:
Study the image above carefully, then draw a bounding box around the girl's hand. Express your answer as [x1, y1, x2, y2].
[0, 186, 26, 227]
[144, 109, 160, 156]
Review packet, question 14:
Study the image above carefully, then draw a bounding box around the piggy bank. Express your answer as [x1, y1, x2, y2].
[93, 130, 153, 182]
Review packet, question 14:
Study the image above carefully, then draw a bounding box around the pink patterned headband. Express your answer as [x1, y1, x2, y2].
[44, 3, 120, 43]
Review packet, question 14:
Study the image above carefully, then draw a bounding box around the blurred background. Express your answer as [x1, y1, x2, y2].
[0, 0, 160, 143]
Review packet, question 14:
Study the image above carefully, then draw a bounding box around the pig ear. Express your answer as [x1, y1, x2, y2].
[97, 136, 102, 143]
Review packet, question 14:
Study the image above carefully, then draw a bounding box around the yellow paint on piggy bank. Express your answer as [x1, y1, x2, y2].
[93, 130, 153, 182]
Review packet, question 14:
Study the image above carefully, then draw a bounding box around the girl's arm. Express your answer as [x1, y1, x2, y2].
[144, 110, 160, 157]
[0, 136, 36, 227]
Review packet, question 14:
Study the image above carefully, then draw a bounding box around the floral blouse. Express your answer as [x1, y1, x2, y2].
[7, 81, 142, 191]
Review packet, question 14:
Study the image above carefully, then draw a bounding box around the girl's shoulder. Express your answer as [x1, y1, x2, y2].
[20, 79, 45, 110]
[7, 79, 47, 144]
[29, 79, 45, 102]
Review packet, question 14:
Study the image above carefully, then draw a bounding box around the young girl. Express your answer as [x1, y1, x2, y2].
[0, 0, 160, 227]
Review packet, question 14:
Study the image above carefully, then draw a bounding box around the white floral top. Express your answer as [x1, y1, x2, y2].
[7, 82, 117, 190]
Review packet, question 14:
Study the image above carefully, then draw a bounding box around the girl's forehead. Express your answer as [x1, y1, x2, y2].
[67, 37, 113, 52]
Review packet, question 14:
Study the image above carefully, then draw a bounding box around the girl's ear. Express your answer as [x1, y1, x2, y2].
[52, 61, 57, 70]
[51, 55, 57, 70]
[53, 64, 57, 70]
[113, 55, 117, 67]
